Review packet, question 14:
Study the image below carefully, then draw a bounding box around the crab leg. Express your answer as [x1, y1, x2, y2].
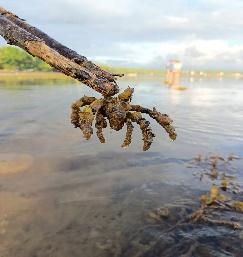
[95, 110, 107, 143]
[70, 96, 96, 128]
[128, 112, 155, 151]
[121, 119, 134, 148]
[130, 105, 177, 140]
[79, 107, 95, 140]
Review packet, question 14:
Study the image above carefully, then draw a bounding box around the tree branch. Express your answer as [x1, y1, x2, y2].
[0, 6, 120, 96]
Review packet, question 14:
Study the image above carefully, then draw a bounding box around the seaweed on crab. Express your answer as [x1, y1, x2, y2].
[70, 87, 177, 151]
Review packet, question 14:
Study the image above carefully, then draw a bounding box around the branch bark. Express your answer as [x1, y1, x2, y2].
[0, 6, 120, 96]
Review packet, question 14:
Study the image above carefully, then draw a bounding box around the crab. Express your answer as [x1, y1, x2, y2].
[70, 87, 177, 151]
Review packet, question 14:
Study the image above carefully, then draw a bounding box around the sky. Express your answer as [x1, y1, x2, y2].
[1, 0, 243, 70]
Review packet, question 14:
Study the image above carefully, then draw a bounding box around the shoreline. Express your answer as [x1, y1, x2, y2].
[0, 70, 243, 83]
[0, 71, 76, 82]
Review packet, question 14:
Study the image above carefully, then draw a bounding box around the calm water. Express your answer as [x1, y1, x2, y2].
[0, 77, 243, 257]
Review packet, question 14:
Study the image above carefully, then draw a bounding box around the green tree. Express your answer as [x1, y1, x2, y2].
[0, 46, 53, 71]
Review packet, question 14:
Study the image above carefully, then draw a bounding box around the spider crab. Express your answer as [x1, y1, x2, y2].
[71, 87, 177, 151]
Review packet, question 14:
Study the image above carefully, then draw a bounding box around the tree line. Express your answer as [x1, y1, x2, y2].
[0, 46, 53, 71]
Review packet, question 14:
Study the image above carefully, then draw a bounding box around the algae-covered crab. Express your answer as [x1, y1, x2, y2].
[71, 87, 177, 151]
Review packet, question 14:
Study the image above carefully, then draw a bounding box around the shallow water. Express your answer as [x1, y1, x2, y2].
[0, 77, 243, 257]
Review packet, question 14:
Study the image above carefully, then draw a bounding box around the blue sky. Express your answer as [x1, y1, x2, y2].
[1, 0, 243, 70]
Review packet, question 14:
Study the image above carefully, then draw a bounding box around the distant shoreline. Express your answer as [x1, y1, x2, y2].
[0, 70, 242, 83]
[0, 71, 75, 82]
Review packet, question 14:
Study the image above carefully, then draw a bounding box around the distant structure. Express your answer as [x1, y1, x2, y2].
[127, 73, 137, 77]
[165, 60, 182, 87]
[218, 72, 224, 77]
[233, 72, 242, 78]
[190, 70, 195, 76]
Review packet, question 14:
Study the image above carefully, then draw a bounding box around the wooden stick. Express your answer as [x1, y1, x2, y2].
[0, 7, 120, 96]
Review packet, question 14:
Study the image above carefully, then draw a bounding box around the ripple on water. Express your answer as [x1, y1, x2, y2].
[0, 79, 243, 256]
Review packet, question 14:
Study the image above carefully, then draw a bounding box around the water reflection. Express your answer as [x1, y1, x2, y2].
[0, 78, 243, 257]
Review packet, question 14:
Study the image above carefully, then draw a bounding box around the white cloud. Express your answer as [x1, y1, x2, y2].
[165, 16, 189, 25]
[1, 0, 243, 70]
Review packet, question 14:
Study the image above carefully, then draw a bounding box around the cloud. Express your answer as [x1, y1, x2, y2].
[1, 0, 243, 70]
[184, 46, 204, 58]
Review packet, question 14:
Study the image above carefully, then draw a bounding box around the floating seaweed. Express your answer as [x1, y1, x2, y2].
[188, 154, 242, 194]
[188, 184, 243, 230]
[185, 154, 243, 229]
[147, 154, 243, 235]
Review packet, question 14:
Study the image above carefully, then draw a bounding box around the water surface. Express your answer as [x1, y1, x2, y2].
[0, 77, 243, 257]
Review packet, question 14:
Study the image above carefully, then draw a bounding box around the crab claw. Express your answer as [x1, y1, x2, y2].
[118, 87, 134, 102]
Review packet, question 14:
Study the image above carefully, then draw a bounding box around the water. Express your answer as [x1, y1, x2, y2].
[0, 77, 243, 257]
